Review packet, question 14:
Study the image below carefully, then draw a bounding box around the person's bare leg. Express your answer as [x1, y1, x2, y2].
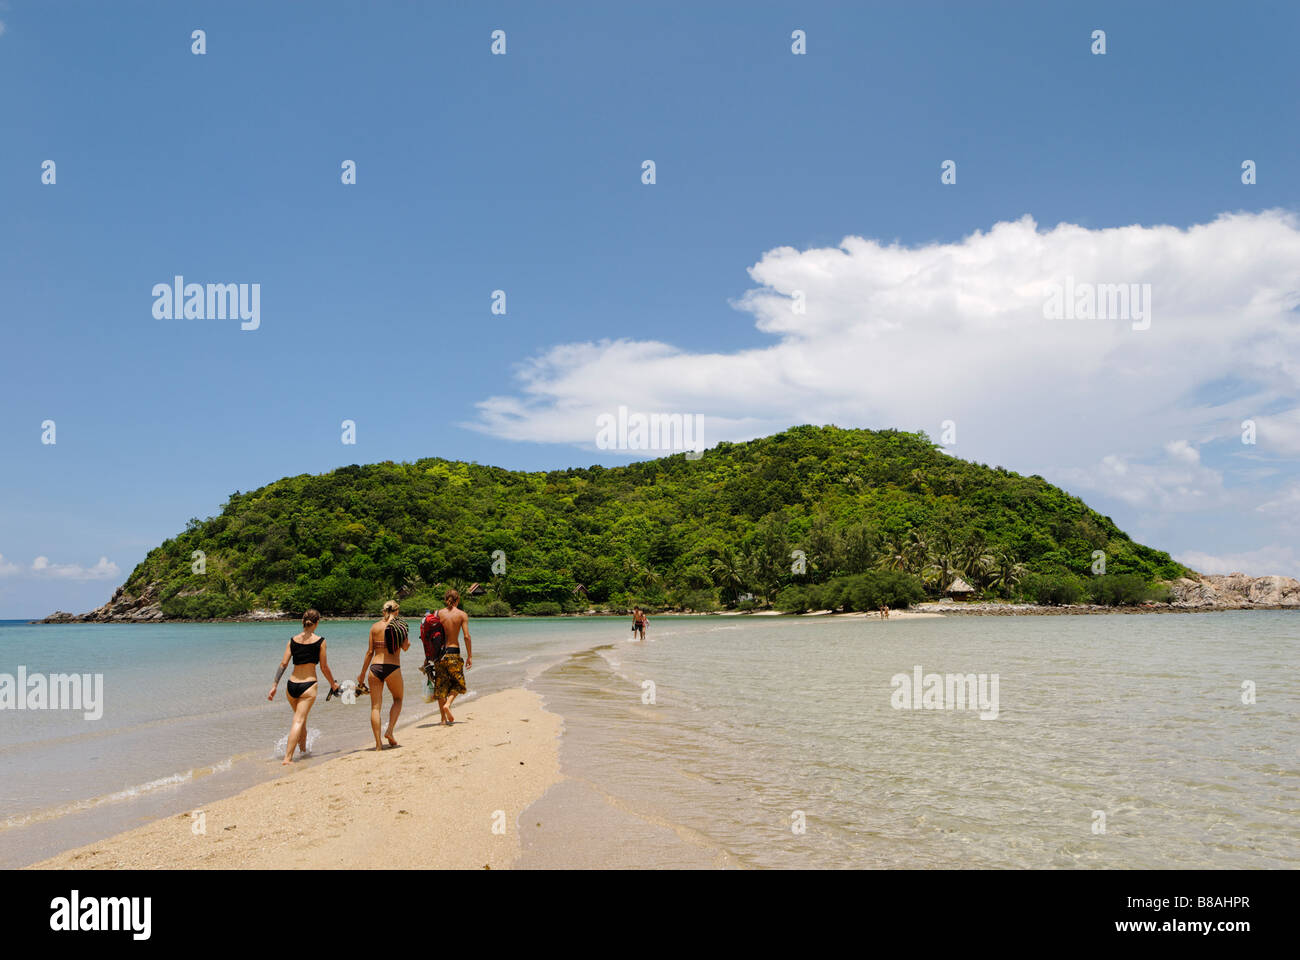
[438, 696, 449, 724]
[368, 674, 384, 749]
[296, 697, 310, 749]
[297, 695, 313, 755]
[285, 694, 312, 765]
[384, 671, 403, 746]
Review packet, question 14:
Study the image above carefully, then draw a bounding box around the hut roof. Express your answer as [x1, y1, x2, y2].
[946, 577, 975, 593]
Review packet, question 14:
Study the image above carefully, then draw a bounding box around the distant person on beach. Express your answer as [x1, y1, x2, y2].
[434, 588, 471, 725]
[631, 606, 648, 641]
[880, 604, 889, 620]
[267, 609, 341, 765]
[357, 600, 409, 750]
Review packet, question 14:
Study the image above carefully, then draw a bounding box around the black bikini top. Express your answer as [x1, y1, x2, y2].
[291, 637, 323, 665]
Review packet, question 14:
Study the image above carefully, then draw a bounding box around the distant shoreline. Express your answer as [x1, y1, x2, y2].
[30, 603, 1300, 625]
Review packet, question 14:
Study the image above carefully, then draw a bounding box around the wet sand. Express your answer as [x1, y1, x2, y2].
[32, 688, 561, 870]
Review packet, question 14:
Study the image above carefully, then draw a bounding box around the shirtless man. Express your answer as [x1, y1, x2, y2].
[434, 588, 472, 724]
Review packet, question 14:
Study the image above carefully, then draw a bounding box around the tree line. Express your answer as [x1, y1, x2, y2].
[112, 425, 1187, 618]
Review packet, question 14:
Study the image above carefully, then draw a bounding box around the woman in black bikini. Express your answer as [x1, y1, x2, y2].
[357, 599, 409, 750]
[267, 608, 341, 766]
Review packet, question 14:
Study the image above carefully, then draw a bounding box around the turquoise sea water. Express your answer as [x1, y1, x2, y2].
[1, 613, 1296, 868]
[0, 615, 603, 866]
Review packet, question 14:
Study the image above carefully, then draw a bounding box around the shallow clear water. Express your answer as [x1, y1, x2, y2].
[1, 612, 1296, 868]
[0, 616, 609, 866]
[524, 611, 1300, 869]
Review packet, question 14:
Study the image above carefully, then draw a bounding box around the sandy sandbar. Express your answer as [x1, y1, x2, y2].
[32, 688, 561, 870]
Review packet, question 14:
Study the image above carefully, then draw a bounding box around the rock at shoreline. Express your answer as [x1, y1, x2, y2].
[923, 572, 1300, 615]
[1169, 573, 1300, 608]
[37, 581, 290, 623]
[1244, 575, 1300, 605]
[1169, 577, 1224, 607]
[44, 582, 167, 623]
[242, 608, 292, 621]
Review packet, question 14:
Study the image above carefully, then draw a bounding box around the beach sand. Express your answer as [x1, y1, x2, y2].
[31, 688, 562, 870]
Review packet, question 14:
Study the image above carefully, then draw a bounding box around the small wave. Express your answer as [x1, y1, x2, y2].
[0, 755, 239, 832]
[272, 727, 322, 759]
[104, 770, 193, 803]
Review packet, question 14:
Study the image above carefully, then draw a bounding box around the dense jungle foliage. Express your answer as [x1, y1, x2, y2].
[111, 425, 1187, 618]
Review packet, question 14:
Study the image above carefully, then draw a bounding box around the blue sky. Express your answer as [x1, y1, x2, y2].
[2, 1, 1299, 616]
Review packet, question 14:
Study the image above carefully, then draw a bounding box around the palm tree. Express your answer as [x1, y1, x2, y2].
[965, 554, 995, 590]
[878, 535, 909, 572]
[987, 553, 1027, 597]
[959, 532, 995, 590]
[710, 550, 747, 604]
[623, 556, 663, 591]
[904, 530, 929, 575]
[439, 577, 472, 601]
[925, 544, 960, 593]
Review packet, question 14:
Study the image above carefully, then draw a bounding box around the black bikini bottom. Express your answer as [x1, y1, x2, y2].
[287, 679, 317, 698]
[370, 663, 400, 681]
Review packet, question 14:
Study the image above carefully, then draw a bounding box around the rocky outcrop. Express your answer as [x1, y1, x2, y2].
[37, 581, 294, 623]
[1245, 575, 1300, 605]
[242, 608, 294, 621]
[1168, 577, 1224, 607]
[1168, 573, 1300, 608]
[920, 573, 1300, 614]
[41, 582, 167, 622]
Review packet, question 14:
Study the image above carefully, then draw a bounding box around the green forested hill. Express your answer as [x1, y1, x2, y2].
[114, 425, 1188, 617]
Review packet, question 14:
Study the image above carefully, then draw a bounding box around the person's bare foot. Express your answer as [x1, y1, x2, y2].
[444, 706, 455, 725]
[373, 740, 384, 751]
[282, 757, 293, 765]
[385, 729, 399, 747]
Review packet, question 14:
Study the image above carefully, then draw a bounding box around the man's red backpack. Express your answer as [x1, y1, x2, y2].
[420, 613, 446, 662]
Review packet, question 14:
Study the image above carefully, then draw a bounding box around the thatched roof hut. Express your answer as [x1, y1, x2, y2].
[945, 577, 976, 599]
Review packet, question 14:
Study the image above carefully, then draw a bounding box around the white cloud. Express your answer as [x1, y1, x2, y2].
[0, 554, 20, 577]
[1248, 410, 1300, 456]
[30, 556, 120, 580]
[1177, 546, 1300, 579]
[1055, 450, 1228, 511]
[1258, 483, 1300, 512]
[1253, 482, 1300, 535]
[469, 210, 1300, 515]
[0, 21, 7, 38]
